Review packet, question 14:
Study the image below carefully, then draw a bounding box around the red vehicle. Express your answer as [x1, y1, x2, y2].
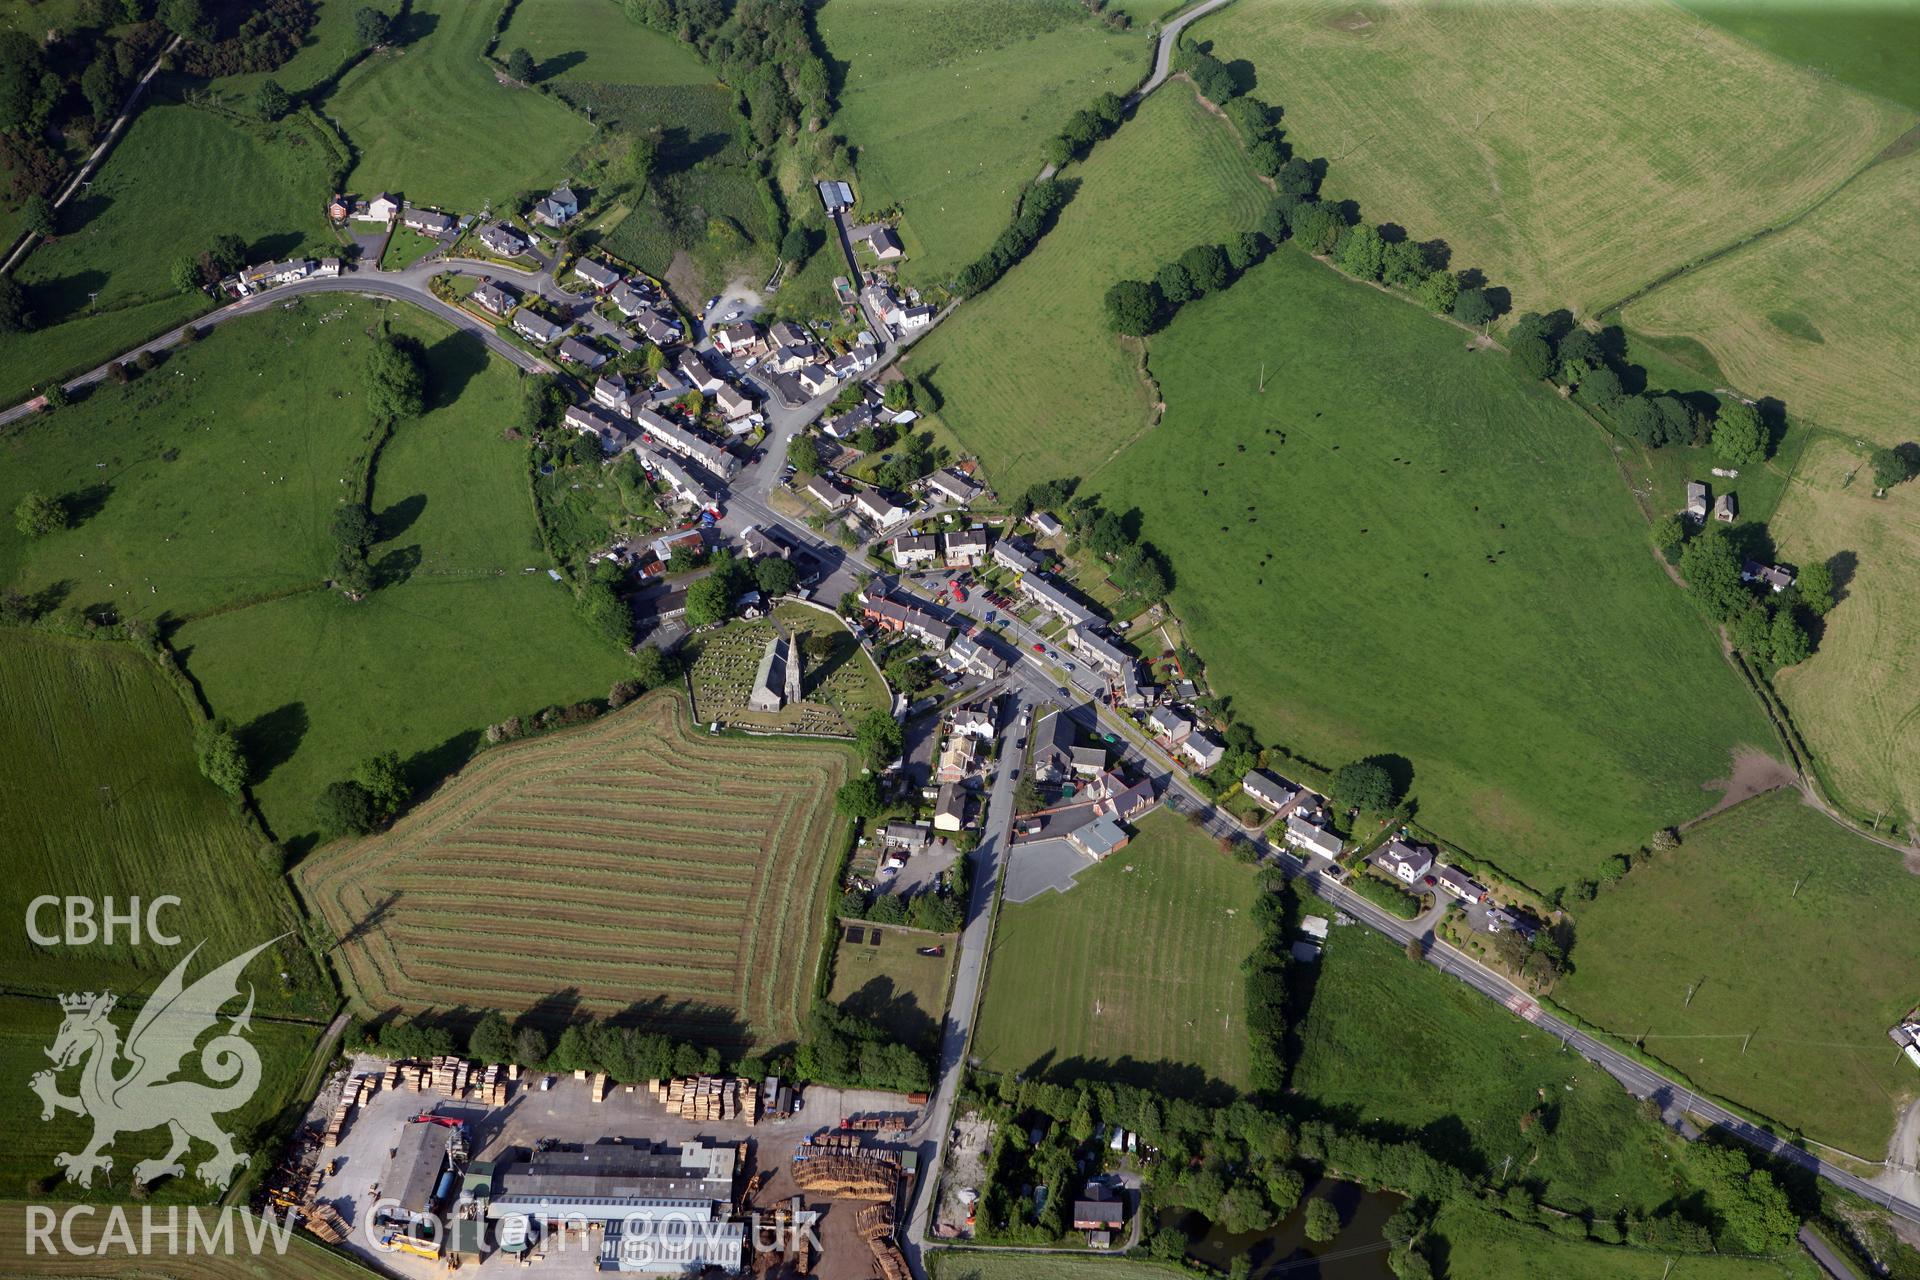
[1032, 643, 1046, 654]
[950, 582, 967, 602]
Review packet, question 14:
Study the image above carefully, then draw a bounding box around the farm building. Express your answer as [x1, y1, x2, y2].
[1685, 481, 1710, 520]
[818, 180, 854, 211]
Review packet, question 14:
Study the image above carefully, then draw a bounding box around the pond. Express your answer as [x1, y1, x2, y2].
[1159, 1177, 1403, 1279]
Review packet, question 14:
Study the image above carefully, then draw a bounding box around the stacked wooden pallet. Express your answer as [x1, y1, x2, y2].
[303, 1203, 350, 1244]
[646, 1075, 762, 1124]
[591, 1071, 611, 1103]
[475, 1062, 509, 1106]
[319, 1090, 353, 1148]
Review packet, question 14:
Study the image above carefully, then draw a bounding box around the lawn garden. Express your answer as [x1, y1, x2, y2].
[322, 0, 590, 209]
[1555, 788, 1920, 1155]
[906, 89, 1270, 494]
[0, 103, 337, 403]
[973, 809, 1262, 1091]
[1190, 0, 1913, 320]
[1769, 437, 1920, 830]
[1094, 249, 1776, 887]
[829, 920, 955, 1051]
[296, 692, 856, 1047]
[818, 0, 1139, 285]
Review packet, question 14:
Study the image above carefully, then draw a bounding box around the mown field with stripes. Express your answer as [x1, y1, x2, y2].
[296, 692, 855, 1048]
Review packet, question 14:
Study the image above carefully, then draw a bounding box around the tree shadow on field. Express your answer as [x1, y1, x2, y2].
[336, 890, 403, 950]
[247, 230, 307, 264]
[59, 481, 112, 526]
[839, 975, 937, 1051]
[239, 701, 308, 784]
[31, 266, 109, 321]
[401, 728, 483, 805]
[390, 8, 438, 46]
[1364, 753, 1416, 806]
[1825, 550, 1858, 604]
[372, 543, 421, 588]
[376, 492, 426, 541]
[538, 51, 586, 81]
[1026, 1051, 1238, 1108]
[425, 329, 487, 409]
[612, 995, 751, 1052]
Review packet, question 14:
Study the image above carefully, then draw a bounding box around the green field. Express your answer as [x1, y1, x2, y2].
[930, 1255, 1187, 1280]
[1771, 438, 1920, 828]
[1095, 250, 1775, 886]
[1678, 0, 1920, 110]
[819, 0, 1139, 284]
[1295, 924, 1690, 1216]
[323, 0, 591, 208]
[0, 300, 388, 621]
[1557, 789, 1920, 1155]
[829, 920, 955, 1050]
[1429, 1202, 1818, 1280]
[907, 88, 1269, 493]
[1190, 0, 1913, 320]
[216, 0, 390, 96]
[500, 0, 710, 85]
[171, 310, 633, 842]
[0, 104, 336, 403]
[973, 809, 1262, 1090]
[297, 692, 854, 1045]
[1623, 153, 1920, 448]
[0, 631, 329, 1017]
[0, 998, 322, 1205]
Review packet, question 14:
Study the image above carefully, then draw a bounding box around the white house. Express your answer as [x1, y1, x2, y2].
[472, 282, 517, 315]
[1284, 813, 1343, 860]
[532, 184, 580, 227]
[945, 529, 990, 567]
[1240, 769, 1298, 814]
[1148, 706, 1191, 746]
[512, 311, 564, 345]
[1374, 839, 1433, 885]
[401, 207, 454, 236]
[714, 383, 755, 421]
[632, 408, 736, 478]
[853, 489, 910, 530]
[890, 534, 940, 569]
[573, 258, 621, 292]
[1179, 732, 1225, 773]
[592, 374, 633, 417]
[358, 194, 398, 224]
[477, 222, 528, 257]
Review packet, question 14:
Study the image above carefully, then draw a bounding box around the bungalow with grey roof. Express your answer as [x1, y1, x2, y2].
[1741, 559, 1795, 593]
[511, 310, 564, 345]
[1240, 769, 1298, 815]
[572, 258, 621, 292]
[803, 474, 853, 512]
[401, 207, 454, 236]
[927, 469, 982, 505]
[1179, 732, 1225, 773]
[472, 281, 518, 315]
[477, 222, 529, 257]
[884, 821, 931, 851]
[608, 280, 653, 317]
[557, 336, 607, 369]
[316, 258, 340, 276]
[1434, 865, 1489, 904]
[1284, 813, 1343, 860]
[823, 402, 876, 440]
[653, 368, 687, 399]
[1374, 839, 1433, 885]
[770, 320, 810, 348]
[1029, 510, 1064, 539]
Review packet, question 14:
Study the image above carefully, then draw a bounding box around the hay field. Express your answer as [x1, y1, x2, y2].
[1190, 0, 1914, 320]
[1557, 789, 1920, 1155]
[1624, 154, 1920, 447]
[819, 0, 1138, 284]
[0, 632, 328, 1018]
[296, 693, 855, 1047]
[1095, 250, 1773, 887]
[972, 810, 1262, 1091]
[906, 89, 1269, 494]
[1770, 437, 1920, 829]
[323, 0, 591, 208]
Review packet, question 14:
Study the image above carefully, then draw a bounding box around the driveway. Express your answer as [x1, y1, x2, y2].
[1003, 836, 1096, 903]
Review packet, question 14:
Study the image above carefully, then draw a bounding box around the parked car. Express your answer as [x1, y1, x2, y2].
[1423, 874, 1437, 886]
[724, 308, 741, 321]
[1032, 643, 1045, 653]
[705, 295, 721, 311]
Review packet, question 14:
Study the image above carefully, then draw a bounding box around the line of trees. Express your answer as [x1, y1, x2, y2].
[619, 0, 830, 144]
[955, 177, 1072, 297]
[1042, 90, 1127, 169]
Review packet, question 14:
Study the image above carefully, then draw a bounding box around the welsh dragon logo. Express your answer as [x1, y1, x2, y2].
[30, 939, 280, 1189]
